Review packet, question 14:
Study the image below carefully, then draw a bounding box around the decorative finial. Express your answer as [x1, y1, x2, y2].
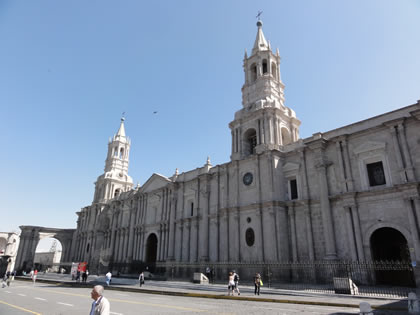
[175, 168, 179, 175]
[276, 47, 280, 56]
[244, 49, 248, 59]
[206, 156, 211, 166]
[268, 41, 271, 50]
[256, 10, 263, 27]
[136, 182, 140, 188]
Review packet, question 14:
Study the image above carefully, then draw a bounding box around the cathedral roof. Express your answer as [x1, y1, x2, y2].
[252, 20, 269, 54]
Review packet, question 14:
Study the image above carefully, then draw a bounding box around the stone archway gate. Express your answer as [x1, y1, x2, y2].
[15, 226, 76, 272]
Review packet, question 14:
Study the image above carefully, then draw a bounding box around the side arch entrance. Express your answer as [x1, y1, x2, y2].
[370, 227, 415, 287]
[145, 233, 158, 272]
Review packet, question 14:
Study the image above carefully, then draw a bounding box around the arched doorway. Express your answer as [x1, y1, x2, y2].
[370, 227, 414, 286]
[243, 128, 257, 156]
[145, 233, 158, 272]
[34, 237, 63, 272]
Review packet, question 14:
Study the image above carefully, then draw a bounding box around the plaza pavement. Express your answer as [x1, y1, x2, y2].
[15, 273, 410, 313]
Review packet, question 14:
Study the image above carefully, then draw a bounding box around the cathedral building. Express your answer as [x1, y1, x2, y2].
[16, 21, 420, 286]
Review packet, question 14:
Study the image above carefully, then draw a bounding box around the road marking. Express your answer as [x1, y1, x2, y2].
[0, 299, 42, 315]
[34, 297, 47, 301]
[5, 291, 11, 293]
[110, 312, 124, 315]
[57, 302, 74, 306]
[18, 293, 27, 297]
[109, 297, 205, 312]
[116, 293, 128, 296]
[31, 287, 205, 312]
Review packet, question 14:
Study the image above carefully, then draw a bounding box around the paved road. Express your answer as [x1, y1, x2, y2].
[0, 281, 364, 315]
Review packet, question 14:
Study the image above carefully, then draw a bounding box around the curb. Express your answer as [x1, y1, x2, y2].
[15, 277, 407, 312]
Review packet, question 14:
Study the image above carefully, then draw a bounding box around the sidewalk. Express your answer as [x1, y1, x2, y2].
[16, 274, 409, 313]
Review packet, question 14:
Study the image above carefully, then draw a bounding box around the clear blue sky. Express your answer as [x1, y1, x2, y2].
[1, 0, 419, 235]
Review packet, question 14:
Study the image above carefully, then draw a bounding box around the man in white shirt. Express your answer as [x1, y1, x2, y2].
[90, 285, 110, 315]
[105, 272, 112, 286]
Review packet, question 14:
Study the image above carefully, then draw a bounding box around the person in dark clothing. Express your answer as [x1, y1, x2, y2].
[254, 272, 261, 295]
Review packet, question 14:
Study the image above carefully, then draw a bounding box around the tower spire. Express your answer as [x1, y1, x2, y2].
[252, 20, 269, 54]
[93, 118, 133, 203]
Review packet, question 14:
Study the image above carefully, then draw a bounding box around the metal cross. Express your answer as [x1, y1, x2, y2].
[122, 111, 125, 118]
[256, 11, 263, 20]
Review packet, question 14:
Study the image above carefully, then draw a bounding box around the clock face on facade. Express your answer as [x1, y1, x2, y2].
[243, 172, 253, 186]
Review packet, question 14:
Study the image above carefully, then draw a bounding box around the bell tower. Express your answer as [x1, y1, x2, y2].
[230, 20, 301, 160]
[93, 117, 133, 203]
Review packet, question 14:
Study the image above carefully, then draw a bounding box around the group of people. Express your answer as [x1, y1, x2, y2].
[1, 270, 16, 288]
[74, 270, 89, 282]
[227, 271, 263, 296]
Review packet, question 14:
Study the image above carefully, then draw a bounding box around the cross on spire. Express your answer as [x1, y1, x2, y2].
[256, 10, 263, 20]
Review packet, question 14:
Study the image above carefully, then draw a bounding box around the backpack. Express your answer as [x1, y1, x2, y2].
[234, 274, 239, 282]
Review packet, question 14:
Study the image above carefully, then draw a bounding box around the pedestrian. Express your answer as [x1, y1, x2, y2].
[227, 271, 235, 296]
[233, 270, 240, 295]
[1, 273, 7, 288]
[90, 285, 110, 315]
[139, 271, 144, 287]
[76, 270, 81, 282]
[30, 269, 37, 284]
[6, 271, 11, 287]
[254, 272, 261, 295]
[205, 266, 211, 282]
[105, 271, 112, 286]
[82, 271, 87, 283]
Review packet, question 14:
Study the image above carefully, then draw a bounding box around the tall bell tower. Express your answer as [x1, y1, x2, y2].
[93, 117, 133, 203]
[230, 20, 301, 160]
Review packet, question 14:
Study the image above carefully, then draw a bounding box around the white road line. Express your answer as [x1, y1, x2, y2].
[35, 297, 47, 301]
[57, 302, 74, 307]
[116, 293, 128, 296]
[110, 312, 123, 315]
[5, 291, 11, 293]
[18, 293, 26, 297]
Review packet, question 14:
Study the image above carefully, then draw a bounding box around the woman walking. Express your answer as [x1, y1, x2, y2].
[227, 271, 235, 296]
[254, 272, 261, 295]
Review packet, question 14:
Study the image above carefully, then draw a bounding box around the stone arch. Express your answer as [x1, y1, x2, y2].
[243, 128, 257, 156]
[250, 63, 257, 82]
[280, 126, 292, 145]
[15, 226, 75, 274]
[368, 226, 415, 286]
[145, 233, 158, 271]
[364, 222, 413, 260]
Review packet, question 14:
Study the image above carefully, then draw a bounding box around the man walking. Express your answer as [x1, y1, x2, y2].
[105, 271, 112, 286]
[138, 272, 144, 287]
[233, 270, 240, 295]
[90, 285, 110, 315]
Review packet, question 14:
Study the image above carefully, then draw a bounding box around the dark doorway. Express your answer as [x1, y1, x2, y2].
[145, 233, 158, 272]
[370, 227, 415, 287]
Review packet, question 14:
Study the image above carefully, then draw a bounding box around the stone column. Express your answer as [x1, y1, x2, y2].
[336, 141, 347, 192]
[341, 139, 354, 191]
[15, 235, 26, 269]
[175, 224, 182, 261]
[344, 206, 358, 261]
[304, 208, 315, 260]
[406, 199, 420, 261]
[390, 126, 406, 183]
[398, 124, 416, 181]
[350, 204, 364, 260]
[200, 189, 210, 261]
[127, 207, 135, 261]
[167, 196, 177, 260]
[316, 158, 337, 260]
[288, 205, 298, 262]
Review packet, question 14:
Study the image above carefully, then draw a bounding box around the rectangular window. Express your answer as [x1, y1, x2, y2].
[367, 161, 386, 186]
[290, 179, 298, 200]
[190, 202, 194, 217]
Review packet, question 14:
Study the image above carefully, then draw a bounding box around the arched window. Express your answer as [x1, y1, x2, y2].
[281, 127, 292, 145]
[262, 59, 268, 74]
[251, 63, 257, 82]
[119, 148, 124, 159]
[271, 62, 277, 79]
[114, 147, 118, 157]
[114, 189, 120, 198]
[243, 128, 257, 156]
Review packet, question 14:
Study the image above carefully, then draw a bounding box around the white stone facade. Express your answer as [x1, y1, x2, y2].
[0, 232, 20, 273]
[15, 21, 420, 285]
